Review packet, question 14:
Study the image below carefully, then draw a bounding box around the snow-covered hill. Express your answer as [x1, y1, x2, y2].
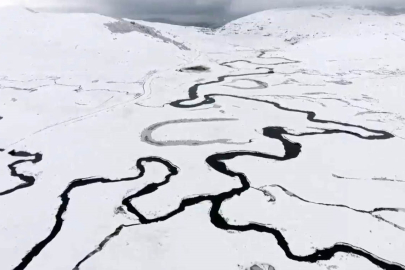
[1, 6, 405, 270]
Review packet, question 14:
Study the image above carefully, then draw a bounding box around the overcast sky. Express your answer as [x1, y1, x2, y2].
[3, 0, 405, 27]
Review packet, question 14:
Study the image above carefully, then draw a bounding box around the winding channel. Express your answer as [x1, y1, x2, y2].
[12, 157, 178, 270]
[221, 56, 300, 68]
[0, 150, 43, 196]
[224, 78, 268, 90]
[141, 118, 249, 147]
[162, 56, 399, 269]
[254, 184, 405, 231]
[12, 53, 402, 270]
[122, 126, 402, 270]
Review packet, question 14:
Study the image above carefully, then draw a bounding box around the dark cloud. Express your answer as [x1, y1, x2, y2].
[108, 0, 232, 27]
[19, 0, 405, 27]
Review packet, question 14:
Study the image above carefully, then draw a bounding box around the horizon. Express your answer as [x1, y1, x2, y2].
[2, 2, 405, 28]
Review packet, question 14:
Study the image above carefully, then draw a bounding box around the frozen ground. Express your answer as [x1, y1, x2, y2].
[1, 5, 405, 270]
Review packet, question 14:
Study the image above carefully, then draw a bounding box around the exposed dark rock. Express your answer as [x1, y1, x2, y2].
[179, 65, 210, 72]
[250, 263, 276, 270]
[105, 20, 189, 51]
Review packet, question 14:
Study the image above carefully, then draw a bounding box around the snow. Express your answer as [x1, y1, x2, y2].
[1, 5, 405, 270]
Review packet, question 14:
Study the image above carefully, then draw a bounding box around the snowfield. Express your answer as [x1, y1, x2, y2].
[1, 5, 405, 270]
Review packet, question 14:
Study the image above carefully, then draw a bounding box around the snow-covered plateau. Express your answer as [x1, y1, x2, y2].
[1, 5, 405, 270]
